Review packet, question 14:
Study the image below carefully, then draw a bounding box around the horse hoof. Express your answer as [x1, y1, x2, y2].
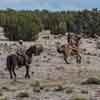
[10, 76, 13, 79]
[25, 75, 30, 79]
[28, 76, 30, 79]
[66, 62, 70, 64]
[67, 63, 70, 64]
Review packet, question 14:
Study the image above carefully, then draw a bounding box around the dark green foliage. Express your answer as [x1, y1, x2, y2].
[0, 8, 100, 40]
[0, 10, 41, 41]
[81, 77, 100, 85]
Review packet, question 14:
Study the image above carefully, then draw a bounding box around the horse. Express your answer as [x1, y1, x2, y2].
[6, 45, 39, 80]
[57, 44, 81, 64]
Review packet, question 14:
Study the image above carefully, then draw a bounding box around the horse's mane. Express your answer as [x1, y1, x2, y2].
[25, 45, 35, 57]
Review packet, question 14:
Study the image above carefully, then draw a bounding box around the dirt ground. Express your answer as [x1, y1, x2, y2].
[0, 33, 100, 100]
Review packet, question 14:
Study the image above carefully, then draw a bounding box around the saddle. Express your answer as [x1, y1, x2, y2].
[64, 43, 79, 54]
[17, 54, 26, 65]
[17, 54, 32, 66]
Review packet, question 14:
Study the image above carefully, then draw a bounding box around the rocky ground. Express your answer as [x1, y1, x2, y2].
[0, 31, 100, 100]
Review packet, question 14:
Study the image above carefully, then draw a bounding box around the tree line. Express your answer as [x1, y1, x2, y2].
[0, 8, 100, 41]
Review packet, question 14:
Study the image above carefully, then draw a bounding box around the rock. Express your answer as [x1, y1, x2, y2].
[35, 64, 40, 67]
[33, 87, 41, 93]
[53, 85, 64, 92]
[31, 81, 41, 93]
[44, 88, 50, 92]
[1, 86, 9, 91]
[81, 48, 87, 54]
[65, 87, 73, 94]
[16, 91, 29, 98]
[86, 57, 91, 64]
[81, 77, 100, 85]
[43, 55, 47, 58]
[81, 89, 88, 94]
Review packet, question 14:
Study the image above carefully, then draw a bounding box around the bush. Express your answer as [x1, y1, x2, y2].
[81, 77, 100, 85]
[96, 39, 100, 49]
[72, 97, 87, 100]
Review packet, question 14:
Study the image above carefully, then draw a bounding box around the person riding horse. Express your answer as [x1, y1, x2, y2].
[57, 34, 81, 64]
[65, 33, 72, 48]
[16, 40, 28, 65]
[67, 33, 71, 44]
[66, 33, 81, 50]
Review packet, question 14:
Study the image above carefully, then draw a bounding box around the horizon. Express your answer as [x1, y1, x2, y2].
[0, 8, 97, 12]
[0, 0, 99, 11]
[0, 7, 98, 12]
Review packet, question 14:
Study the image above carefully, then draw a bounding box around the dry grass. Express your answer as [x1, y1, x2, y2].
[30, 80, 65, 88]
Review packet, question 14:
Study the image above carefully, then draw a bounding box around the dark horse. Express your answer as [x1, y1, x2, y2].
[6, 45, 37, 80]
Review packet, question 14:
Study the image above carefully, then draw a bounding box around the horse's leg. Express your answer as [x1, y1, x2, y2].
[12, 65, 16, 80]
[8, 67, 13, 79]
[64, 48, 71, 64]
[76, 55, 79, 64]
[63, 53, 70, 64]
[78, 55, 82, 64]
[25, 65, 30, 79]
[76, 55, 81, 64]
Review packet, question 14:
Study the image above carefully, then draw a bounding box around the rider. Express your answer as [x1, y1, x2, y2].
[74, 34, 81, 48]
[66, 33, 73, 48]
[66, 33, 81, 49]
[16, 40, 27, 64]
[67, 33, 71, 44]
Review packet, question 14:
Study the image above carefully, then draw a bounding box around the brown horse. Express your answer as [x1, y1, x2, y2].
[57, 44, 81, 64]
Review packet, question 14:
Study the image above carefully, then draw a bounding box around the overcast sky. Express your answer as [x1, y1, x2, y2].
[0, 0, 99, 11]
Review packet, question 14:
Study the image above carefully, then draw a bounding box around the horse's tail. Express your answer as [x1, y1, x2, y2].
[57, 47, 62, 53]
[7, 55, 12, 70]
[6, 54, 17, 70]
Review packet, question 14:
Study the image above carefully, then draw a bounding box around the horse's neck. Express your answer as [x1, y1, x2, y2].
[26, 49, 32, 58]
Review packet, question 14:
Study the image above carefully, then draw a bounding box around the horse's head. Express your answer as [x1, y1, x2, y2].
[26, 44, 43, 56]
[57, 45, 65, 54]
[25, 45, 35, 57]
[34, 44, 43, 56]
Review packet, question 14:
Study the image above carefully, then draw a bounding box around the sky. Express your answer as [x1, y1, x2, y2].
[0, 0, 99, 11]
